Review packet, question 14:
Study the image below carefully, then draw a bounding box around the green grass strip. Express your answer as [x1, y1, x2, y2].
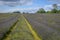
[22, 15, 42, 40]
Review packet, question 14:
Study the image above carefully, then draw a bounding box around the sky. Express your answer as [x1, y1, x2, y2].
[0, 0, 60, 13]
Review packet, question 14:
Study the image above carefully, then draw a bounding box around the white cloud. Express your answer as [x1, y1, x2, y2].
[43, 4, 60, 11]
[7, 7, 41, 13]
[44, 5, 52, 8]
[0, 0, 33, 6]
[57, 4, 60, 6]
[44, 5, 53, 11]
[47, 0, 60, 3]
[4, 4, 60, 13]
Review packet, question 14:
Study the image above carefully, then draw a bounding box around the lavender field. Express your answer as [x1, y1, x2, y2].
[0, 13, 19, 40]
[24, 14, 60, 40]
[0, 13, 60, 40]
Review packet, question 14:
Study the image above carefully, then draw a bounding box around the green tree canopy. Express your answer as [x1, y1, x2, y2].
[13, 11, 21, 13]
[51, 4, 58, 13]
[53, 4, 57, 10]
[37, 8, 46, 13]
[51, 9, 58, 13]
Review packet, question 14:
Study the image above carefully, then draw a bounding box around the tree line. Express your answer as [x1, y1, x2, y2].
[37, 4, 60, 13]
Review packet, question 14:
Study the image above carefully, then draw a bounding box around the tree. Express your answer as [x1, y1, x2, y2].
[51, 9, 58, 13]
[47, 11, 51, 13]
[53, 4, 57, 10]
[51, 4, 58, 13]
[13, 11, 20, 13]
[37, 8, 46, 13]
[58, 10, 60, 13]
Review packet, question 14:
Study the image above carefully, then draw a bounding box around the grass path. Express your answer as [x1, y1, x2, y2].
[22, 15, 42, 40]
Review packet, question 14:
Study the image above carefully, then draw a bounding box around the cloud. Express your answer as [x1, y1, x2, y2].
[47, 0, 60, 3]
[7, 7, 41, 13]
[0, 0, 32, 6]
[5, 4, 60, 13]
[58, 4, 60, 6]
[43, 4, 60, 11]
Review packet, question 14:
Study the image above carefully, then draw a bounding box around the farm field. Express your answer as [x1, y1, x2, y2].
[0, 13, 60, 40]
[24, 14, 60, 40]
[0, 0, 60, 40]
[0, 13, 19, 40]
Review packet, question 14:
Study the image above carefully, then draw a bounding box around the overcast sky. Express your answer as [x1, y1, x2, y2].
[0, 0, 60, 13]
